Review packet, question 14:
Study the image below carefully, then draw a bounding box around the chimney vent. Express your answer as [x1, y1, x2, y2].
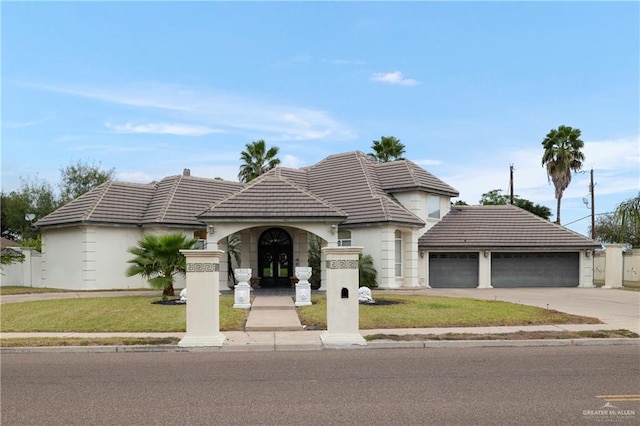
[183, 168, 191, 176]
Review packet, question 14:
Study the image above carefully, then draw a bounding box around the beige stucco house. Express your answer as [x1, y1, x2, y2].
[34, 151, 599, 291]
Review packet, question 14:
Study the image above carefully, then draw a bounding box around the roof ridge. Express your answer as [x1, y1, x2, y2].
[356, 152, 380, 198]
[206, 170, 347, 216]
[158, 175, 183, 222]
[402, 159, 420, 186]
[83, 181, 113, 221]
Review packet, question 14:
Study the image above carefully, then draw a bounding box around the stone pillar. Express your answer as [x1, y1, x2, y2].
[233, 268, 252, 309]
[320, 246, 366, 347]
[179, 250, 226, 347]
[604, 244, 624, 288]
[477, 250, 492, 288]
[294, 267, 312, 307]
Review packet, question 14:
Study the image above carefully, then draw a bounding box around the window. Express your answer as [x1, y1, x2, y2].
[338, 230, 352, 247]
[395, 230, 402, 277]
[427, 195, 441, 219]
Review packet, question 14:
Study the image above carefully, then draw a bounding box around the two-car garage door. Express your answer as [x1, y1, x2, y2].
[428, 252, 579, 288]
[491, 252, 579, 287]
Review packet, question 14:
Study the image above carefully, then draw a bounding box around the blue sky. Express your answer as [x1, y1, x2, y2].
[2, 1, 638, 236]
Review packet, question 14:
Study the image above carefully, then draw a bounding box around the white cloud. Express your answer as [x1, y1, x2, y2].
[36, 82, 356, 142]
[582, 137, 640, 171]
[280, 154, 305, 169]
[414, 158, 443, 167]
[370, 71, 420, 86]
[105, 122, 222, 136]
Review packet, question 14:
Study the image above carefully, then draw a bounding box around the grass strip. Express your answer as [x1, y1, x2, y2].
[0, 337, 182, 347]
[365, 329, 639, 341]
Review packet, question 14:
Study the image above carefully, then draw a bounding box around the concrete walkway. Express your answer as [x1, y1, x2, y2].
[1, 288, 639, 352]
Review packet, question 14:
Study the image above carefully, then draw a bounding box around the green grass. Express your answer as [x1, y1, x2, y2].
[297, 294, 602, 329]
[0, 337, 182, 347]
[0, 286, 151, 295]
[1, 295, 247, 332]
[365, 329, 639, 341]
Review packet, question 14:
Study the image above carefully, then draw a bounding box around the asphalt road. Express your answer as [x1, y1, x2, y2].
[2, 346, 639, 425]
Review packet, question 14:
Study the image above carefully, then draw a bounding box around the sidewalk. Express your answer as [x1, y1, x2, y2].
[1, 288, 639, 352]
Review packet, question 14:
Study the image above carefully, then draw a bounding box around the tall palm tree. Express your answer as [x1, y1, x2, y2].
[541, 125, 585, 224]
[369, 136, 406, 162]
[238, 140, 281, 183]
[125, 233, 197, 298]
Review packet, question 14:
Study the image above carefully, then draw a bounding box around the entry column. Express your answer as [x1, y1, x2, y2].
[320, 246, 366, 347]
[179, 250, 226, 347]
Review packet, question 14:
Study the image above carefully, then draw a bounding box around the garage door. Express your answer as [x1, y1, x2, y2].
[429, 253, 479, 288]
[491, 252, 579, 287]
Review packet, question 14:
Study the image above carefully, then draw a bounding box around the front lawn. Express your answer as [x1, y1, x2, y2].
[297, 294, 602, 329]
[1, 295, 247, 332]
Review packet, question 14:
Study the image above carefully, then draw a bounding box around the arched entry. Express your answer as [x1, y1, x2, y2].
[258, 228, 293, 288]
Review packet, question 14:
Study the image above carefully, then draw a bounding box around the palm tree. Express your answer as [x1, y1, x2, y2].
[369, 136, 406, 162]
[125, 233, 197, 299]
[358, 253, 377, 288]
[227, 232, 242, 288]
[238, 140, 281, 183]
[614, 193, 640, 246]
[541, 125, 585, 224]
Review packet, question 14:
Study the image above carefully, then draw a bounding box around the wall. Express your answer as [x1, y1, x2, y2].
[41, 227, 85, 289]
[594, 248, 640, 288]
[354, 226, 420, 289]
[40, 225, 202, 291]
[0, 248, 42, 287]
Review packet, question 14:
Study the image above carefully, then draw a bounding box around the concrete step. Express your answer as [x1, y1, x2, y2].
[250, 295, 295, 310]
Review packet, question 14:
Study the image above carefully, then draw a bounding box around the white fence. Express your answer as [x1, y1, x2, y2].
[594, 246, 640, 289]
[0, 248, 42, 287]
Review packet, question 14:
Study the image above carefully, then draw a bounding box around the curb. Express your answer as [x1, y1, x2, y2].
[2, 338, 638, 354]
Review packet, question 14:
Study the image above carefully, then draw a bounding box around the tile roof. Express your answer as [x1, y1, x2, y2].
[303, 152, 425, 227]
[36, 176, 242, 229]
[36, 151, 462, 229]
[35, 181, 156, 228]
[143, 175, 242, 226]
[199, 168, 348, 221]
[418, 205, 600, 249]
[1, 237, 20, 247]
[375, 159, 459, 197]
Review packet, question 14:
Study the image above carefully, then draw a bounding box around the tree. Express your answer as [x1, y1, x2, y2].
[1, 248, 25, 267]
[238, 140, 280, 183]
[479, 189, 552, 220]
[541, 125, 585, 224]
[614, 193, 640, 245]
[59, 160, 115, 204]
[227, 233, 242, 288]
[593, 194, 640, 247]
[125, 233, 197, 299]
[358, 253, 377, 288]
[368, 136, 406, 162]
[1, 177, 60, 241]
[308, 234, 322, 290]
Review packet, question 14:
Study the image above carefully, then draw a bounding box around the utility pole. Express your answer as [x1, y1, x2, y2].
[509, 164, 514, 205]
[590, 168, 595, 239]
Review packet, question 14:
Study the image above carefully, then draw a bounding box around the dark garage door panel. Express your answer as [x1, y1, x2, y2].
[491, 252, 579, 287]
[429, 253, 479, 288]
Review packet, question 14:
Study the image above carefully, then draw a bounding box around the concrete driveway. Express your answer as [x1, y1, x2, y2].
[396, 287, 640, 334]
